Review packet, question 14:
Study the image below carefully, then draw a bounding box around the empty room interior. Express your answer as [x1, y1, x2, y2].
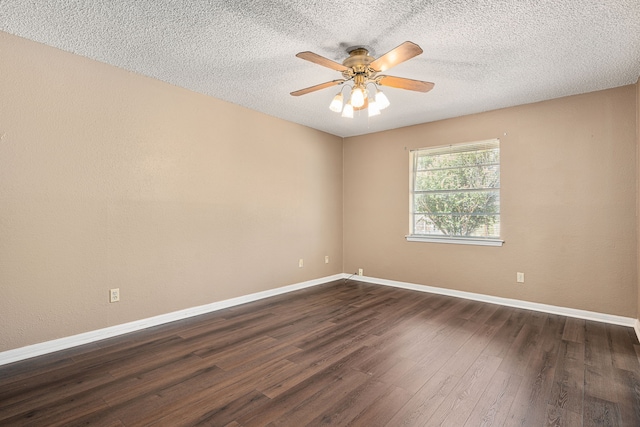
[1, 1, 639, 426]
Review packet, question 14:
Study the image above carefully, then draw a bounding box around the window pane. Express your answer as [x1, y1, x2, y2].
[414, 191, 500, 214]
[413, 213, 500, 237]
[414, 164, 500, 192]
[416, 148, 499, 171]
[410, 139, 500, 239]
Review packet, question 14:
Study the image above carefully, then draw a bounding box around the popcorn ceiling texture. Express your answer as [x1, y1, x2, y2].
[1, 0, 639, 137]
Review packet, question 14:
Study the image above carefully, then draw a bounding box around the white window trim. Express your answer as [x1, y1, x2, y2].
[408, 138, 503, 246]
[405, 235, 504, 246]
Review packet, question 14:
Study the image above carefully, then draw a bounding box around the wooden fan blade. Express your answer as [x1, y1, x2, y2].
[290, 79, 345, 96]
[370, 41, 423, 72]
[296, 51, 349, 72]
[378, 75, 434, 92]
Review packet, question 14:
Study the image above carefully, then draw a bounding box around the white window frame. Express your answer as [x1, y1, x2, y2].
[406, 138, 504, 246]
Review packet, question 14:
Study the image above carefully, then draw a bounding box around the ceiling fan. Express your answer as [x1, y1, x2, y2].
[291, 41, 434, 118]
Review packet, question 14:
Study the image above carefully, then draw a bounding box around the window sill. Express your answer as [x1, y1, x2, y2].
[405, 235, 504, 246]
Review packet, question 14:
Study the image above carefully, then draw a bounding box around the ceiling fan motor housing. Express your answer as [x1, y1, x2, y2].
[342, 48, 377, 81]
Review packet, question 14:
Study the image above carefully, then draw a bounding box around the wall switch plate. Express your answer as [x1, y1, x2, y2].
[325, 255, 329, 264]
[516, 272, 525, 283]
[358, 268, 363, 276]
[298, 259, 304, 268]
[110, 288, 120, 303]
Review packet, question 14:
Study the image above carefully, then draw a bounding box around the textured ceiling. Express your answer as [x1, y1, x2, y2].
[2, 1, 639, 137]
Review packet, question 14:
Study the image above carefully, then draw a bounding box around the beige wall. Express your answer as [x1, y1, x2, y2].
[0, 32, 343, 351]
[344, 86, 638, 317]
[637, 78, 640, 322]
[1, 30, 637, 354]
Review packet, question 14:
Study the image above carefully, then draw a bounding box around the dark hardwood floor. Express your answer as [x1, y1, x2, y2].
[1, 280, 639, 426]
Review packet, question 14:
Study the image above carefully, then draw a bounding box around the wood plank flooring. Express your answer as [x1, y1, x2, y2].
[1, 280, 639, 426]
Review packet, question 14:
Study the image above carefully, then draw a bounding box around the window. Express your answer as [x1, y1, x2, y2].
[407, 139, 503, 246]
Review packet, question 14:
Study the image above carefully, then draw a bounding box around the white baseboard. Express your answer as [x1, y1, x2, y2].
[0, 274, 343, 367]
[344, 274, 637, 329]
[2, 273, 637, 367]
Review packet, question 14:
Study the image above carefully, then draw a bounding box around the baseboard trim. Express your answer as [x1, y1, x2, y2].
[3, 273, 636, 366]
[0, 274, 343, 367]
[345, 274, 637, 328]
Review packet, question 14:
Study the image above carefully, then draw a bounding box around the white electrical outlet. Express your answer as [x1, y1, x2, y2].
[516, 272, 525, 283]
[325, 255, 329, 264]
[358, 268, 363, 276]
[298, 259, 304, 268]
[110, 288, 120, 303]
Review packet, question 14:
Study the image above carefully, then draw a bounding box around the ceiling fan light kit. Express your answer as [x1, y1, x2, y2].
[341, 102, 354, 118]
[350, 84, 366, 108]
[367, 98, 381, 116]
[291, 41, 434, 119]
[329, 91, 344, 112]
[375, 88, 390, 109]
